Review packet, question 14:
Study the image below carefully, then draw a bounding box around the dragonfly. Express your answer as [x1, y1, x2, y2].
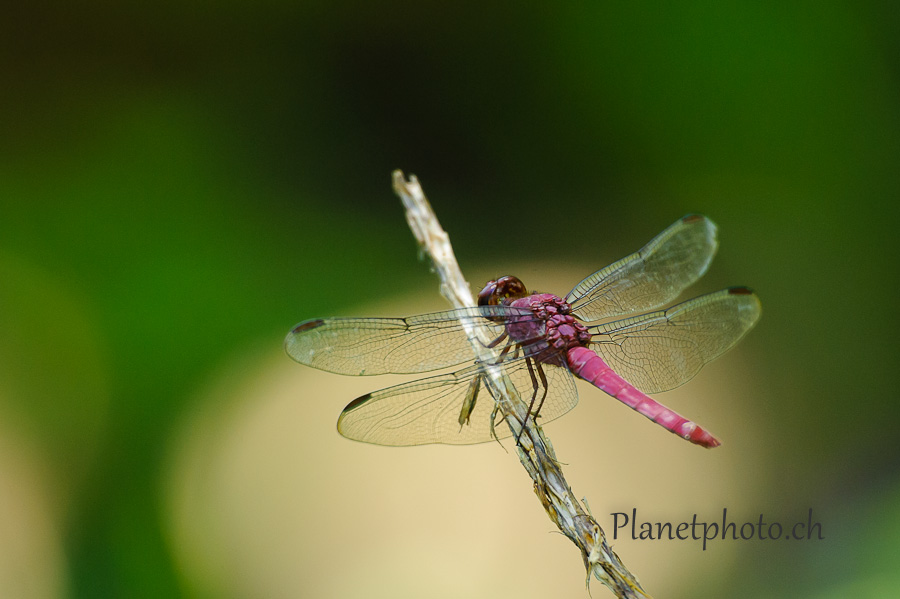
[286, 214, 761, 448]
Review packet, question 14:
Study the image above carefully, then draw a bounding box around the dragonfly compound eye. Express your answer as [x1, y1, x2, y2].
[478, 275, 527, 306]
[477, 280, 500, 306]
[495, 276, 527, 300]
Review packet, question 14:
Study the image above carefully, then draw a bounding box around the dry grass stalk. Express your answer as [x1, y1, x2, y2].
[392, 170, 650, 598]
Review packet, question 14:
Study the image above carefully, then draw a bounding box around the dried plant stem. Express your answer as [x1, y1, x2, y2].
[392, 170, 650, 598]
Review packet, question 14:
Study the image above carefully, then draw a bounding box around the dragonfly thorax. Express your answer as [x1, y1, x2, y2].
[508, 294, 591, 351]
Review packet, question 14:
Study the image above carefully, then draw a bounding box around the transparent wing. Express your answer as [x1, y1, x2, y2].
[285, 305, 537, 375]
[566, 214, 718, 322]
[336, 358, 579, 446]
[587, 287, 761, 394]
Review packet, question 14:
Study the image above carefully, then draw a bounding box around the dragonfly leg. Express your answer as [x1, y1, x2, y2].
[515, 357, 543, 445]
[484, 339, 525, 446]
[485, 331, 508, 349]
[489, 342, 513, 366]
[532, 360, 550, 419]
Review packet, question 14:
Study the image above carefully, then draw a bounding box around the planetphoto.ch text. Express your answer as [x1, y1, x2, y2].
[610, 508, 824, 550]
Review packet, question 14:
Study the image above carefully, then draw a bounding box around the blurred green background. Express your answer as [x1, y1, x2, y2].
[1, 2, 898, 598]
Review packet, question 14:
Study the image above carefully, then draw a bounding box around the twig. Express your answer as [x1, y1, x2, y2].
[393, 170, 651, 598]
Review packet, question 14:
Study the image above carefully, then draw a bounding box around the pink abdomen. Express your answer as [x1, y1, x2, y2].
[566, 346, 720, 448]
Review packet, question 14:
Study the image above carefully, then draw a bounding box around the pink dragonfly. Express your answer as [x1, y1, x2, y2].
[286, 215, 761, 448]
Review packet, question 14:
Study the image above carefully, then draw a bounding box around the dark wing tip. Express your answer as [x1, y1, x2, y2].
[341, 393, 373, 414]
[681, 213, 707, 224]
[727, 286, 754, 296]
[291, 319, 325, 334]
[337, 393, 375, 440]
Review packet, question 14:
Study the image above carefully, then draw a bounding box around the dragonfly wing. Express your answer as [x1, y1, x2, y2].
[285, 305, 533, 375]
[587, 287, 761, 394]
[566, 214, 718, 322]
[336, 358, 579, 446]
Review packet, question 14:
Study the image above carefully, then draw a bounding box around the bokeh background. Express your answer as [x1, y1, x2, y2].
[2, 2, 898, 598]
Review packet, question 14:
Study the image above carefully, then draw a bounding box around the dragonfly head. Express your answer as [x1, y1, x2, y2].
[478, 275, 528, 306]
